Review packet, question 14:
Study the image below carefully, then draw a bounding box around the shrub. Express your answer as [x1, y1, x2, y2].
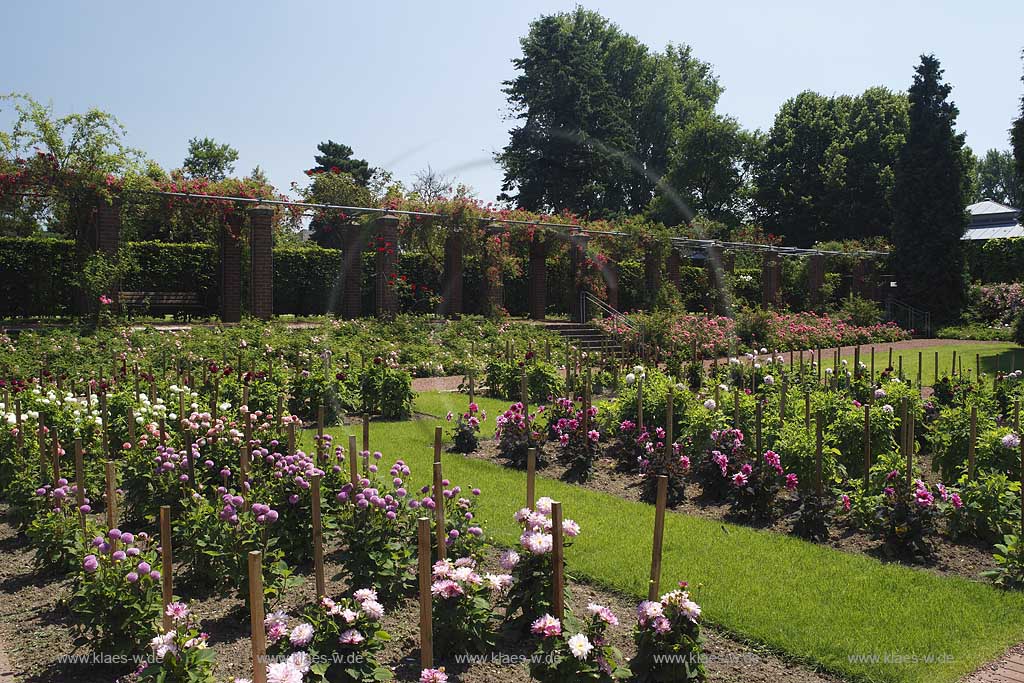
[947, 470, 1017, 542]
[549, 397, 600, 481]
[874, 474, 951, 562]
[983, 534, 1024, 590]
[725, 449, 798, 522]
[495, 402, 544, 469]
[430, 558, 507, 654]
[264, 592, 393, 682]
[631, 585, 705, 682]
[359, 361, 414, 419]
[528, 608, 629, 682]
[135, 604, 217, 683]
[485, 359, 561, 404]
[446, 402, 483, 454]
[69, 528, 163, 654]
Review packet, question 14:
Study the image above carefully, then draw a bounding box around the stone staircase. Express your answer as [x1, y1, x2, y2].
[541, 321, 629, 358]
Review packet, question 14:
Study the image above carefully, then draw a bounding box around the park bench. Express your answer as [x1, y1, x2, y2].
[118, 291, 205, 320]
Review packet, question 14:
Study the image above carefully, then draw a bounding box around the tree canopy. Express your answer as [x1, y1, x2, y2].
[182, 136, 239, 181]
[310, 140, 373, 186]
[975, 148, 1022, 207]
[892, 54, 969, 321]
[496, 8, 747, 225]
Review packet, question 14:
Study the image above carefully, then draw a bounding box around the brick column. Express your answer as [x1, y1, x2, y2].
[341, 221, 365, 319]
[706, 245, 726, 314]
[807, 254, 826, 306]
[528, 236, 547, 320]
[441, 231, 464, 317]
[644, 242, 662, 306]
[605, 259, 620, 311]
[374, 215, 400, 318]
[570, 234, 589, 322]
[248, 205, 274, 320]
[220, 225, 242, 323]
[666, 249, 682, 292]
[761, 252, 781, 308]
[852, 259, 868, 298]
[482, 226, 504, 317]
[96, 198, 121, 256]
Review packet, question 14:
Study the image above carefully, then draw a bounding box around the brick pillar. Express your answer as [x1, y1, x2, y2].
[248, 205, 274, 320]
[723, 251, 735, 273]
[220, 226, 242, 323]
[807, 254, 826, 306]
[606, 259, 620, 311]
[96, 198, 121, 256]
[852, 259, 868, 298]
[761, 252, 781, 308]
[666, 249, 682, 292]
[440, 231, 464, 317]
[374, 215, 400, 318]
[571, 234, 589, 322]
[341, 221, 365, 319]
[528, 236, 547, 320]
[644, 242, 662, 306]
[706, 245, 726, 314]
[482, 226, 504, 317]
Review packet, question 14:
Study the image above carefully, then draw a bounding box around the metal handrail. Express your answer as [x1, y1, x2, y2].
[884, 299, 932, 337]
[579, 292, 644, 355]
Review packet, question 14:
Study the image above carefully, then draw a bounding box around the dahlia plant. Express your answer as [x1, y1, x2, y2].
[430, 557, 510, 653]
[413, 480, 486, 560]
[446, 402, 484, 453]
[504, 497, 580, 633]
[69, 527, 163, 654]
[695, 428, 747, 500]
[874, 472, 952, 561]
[495, 401, 544, 469]
[334, 460, 417, 602]
[265, 590, 393, 682]
[550, 397, 601, 480]
[606, 419, 651, 473]
[528, 608, 630, 682]
[631, 585, 705, 682]
[724, 449, 799, 522]
[132, 603, 216, 683]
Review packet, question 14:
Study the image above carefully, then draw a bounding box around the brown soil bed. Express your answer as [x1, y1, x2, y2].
[464, 442, 998, 582]
[0, 507, 842, 683]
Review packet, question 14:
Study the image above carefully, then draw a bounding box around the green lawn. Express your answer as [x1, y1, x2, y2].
[296, 390, 1024, 683]
[788, 341, 1021, 388]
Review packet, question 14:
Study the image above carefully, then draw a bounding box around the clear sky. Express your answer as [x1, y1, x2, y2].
[3, 0, 1022, 202]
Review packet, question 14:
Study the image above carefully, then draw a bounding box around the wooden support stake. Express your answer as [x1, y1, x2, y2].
[417, 517, 433, 670]
[733, 387, 740, 429]
[316, 405, 325, 467]
[348, 435, 358, 485]
[74, 438, 86, 535]
[814, 413, 824, 497]
[648, 475, 668, 601]
[287, 422, 296, 458]
[362, 413, 370, 455]
[160, 505, 173, 630]
[636, 377, 644, 432]
[780, 377, 787, 423]
[526, 448, 537, 510]
[433, 426, 443, 464]
[863, 403, 871, 490]
[433, 461, 446, 561]
[804, 392, 811, 431]
[755, 401, 762, 457]
[1015, 399, 1020, 431]
[551, 501, 565, 620]
[105, 461, 117, 529]
[870, 347, 875, 380]
[311, 475, 325, 599]
[934, 351, 939, 385]
[275, 394, 283, 429]
[968, 406, 977, 481]
[247, 551, 268, 683]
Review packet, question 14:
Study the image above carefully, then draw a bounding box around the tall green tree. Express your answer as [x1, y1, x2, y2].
[182, 136, 238, 181]
[753, 88, 908, 245]
[975, 149, 1022, 206]
[1012, 51, 1024, 196]
[892, 54, 969, 321]
[497, 8, 735, 221]
[309, 141, 373, 186]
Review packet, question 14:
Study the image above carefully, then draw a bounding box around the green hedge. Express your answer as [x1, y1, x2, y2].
[966, 238, 1024, 284]
[123, 241, 219, 312]
[0, 237, 77, 317]
[274, 246, 343, 315]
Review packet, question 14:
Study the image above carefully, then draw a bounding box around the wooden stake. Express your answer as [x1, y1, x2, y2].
[287, 422, 296, 458]
[870, 346, 875, 380]
[551, 501, 565, 620]
[247, 551, 268, 683]
[814, 413, 824, 497]
[417, 517, 433, 669]
[526, 448, 537, 510]
[804, 391, 811, 431]
[275, 394, 283, 429]
[755, 401, 762, 457]
[648, 475, 668, 601]
[863, 403, 871, 490]
[311, 475, 325, 599]
[636, 377, 644, 433]
[160, 505, 173, 630]
[934, 351, 939, 385]
[780, 377, 787, 423]
[316, 405, 325, 467]
[362, 413, 370, 455]
[74, 438, 86, 535]
[433, 426, 443, 465]
[733, 387, 740, 428]
[348, 435, 358, 485]
[433, 461, 446, 561]
[105, 461, 117, 529]
[968, 406, 977, 481]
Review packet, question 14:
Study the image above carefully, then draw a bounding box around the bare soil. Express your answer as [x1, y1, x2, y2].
[0, 506, 843, 683]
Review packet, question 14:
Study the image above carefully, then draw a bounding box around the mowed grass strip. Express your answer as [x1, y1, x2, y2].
[829, 341, 1020, 387]
[299, 392, 1024, 683]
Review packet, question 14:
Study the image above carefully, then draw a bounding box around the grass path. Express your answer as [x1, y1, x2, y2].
[295, 390, 1024, 683]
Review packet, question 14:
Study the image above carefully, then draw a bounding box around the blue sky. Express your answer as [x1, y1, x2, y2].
[3, 1, 1022, 201]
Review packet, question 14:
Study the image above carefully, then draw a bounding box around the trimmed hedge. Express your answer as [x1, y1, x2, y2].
[0, 237, 77, 317]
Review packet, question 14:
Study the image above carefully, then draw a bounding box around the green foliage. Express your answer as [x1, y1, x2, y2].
[137, 610, 217, 683]
[430, 558, 500, 654]
[983, 534, 1024, 590]
[631, 588, 705, 682]
[529, 611, 630, 682]
[975, 148, 1022, 207]
[754, 87, 908, 246]
[0, 236, 77, 316]
[892, 55, 970, 322]
[948, 471, 1021, 542]
[485, 359, 561, 404]
[182, 136, 239, 182]
[273, 246, 343, 315]
[27, 507, 92, 573]
[311, 140, 374, 186]
[359, 362, 414, 420]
